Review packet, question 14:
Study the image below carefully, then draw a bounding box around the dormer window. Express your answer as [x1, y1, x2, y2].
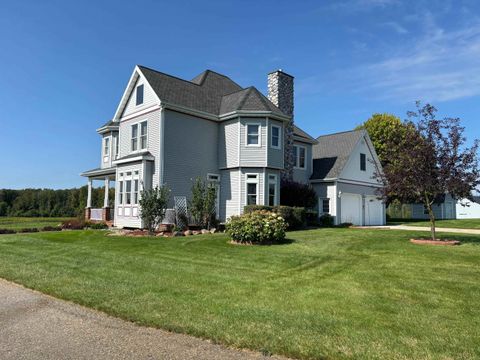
[136, 84, 144, 106]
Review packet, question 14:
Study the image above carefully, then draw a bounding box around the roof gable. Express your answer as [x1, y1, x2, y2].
[220, 87, 284, 116]
[311, 129, 365, 180]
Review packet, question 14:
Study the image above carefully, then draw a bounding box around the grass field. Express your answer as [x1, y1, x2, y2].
[388, 218, 480, 229]
[0, 228, 479, 359]
[0, 217, 71, 230]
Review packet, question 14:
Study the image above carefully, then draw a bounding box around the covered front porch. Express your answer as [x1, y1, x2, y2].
[80, 167, 116, 223]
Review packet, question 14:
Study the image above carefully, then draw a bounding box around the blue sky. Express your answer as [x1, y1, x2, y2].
[1, 0, 480, 189]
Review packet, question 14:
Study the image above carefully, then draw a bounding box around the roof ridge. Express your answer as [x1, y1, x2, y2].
[316, 128, 364, 140]
[221, 87, 250, 98]
[250, 86, 276, 112]
[238, 87, 254, 109]
[138, 65, 204, 87]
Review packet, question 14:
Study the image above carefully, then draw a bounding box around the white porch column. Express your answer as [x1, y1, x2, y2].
[103, 176, 110, 208]
[87, 178, 92, 208]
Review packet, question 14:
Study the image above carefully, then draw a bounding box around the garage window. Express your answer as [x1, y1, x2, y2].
[320, 198, 330, 214]
[360, 153, 366, 171]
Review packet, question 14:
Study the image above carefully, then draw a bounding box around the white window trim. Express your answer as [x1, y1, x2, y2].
[135, 84, 144, 106]
[270, 125, 281, 150]
[246, 122, 261, 147]
[245, 173, 259, 205]
[268, 174, 278, 206]
[294, 145, 307, 170]
[130, 120, 148, 153]
[207, 173, 221, 182]
[319, 197, 331, 214]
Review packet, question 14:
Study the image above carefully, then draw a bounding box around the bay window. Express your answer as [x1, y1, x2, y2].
[268, 174, 278, 206]
[271, 125, 281, 149]
[246, 174, 258, 205]
[247, 124, 260, 146]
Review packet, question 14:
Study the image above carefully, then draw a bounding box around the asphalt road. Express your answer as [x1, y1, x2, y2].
[0, 278, 288, 360]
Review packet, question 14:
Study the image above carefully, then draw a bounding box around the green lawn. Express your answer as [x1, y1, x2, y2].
[0, 217, 71, 230]
[388, 218, 480, 229]
[0, 229, 479, 360]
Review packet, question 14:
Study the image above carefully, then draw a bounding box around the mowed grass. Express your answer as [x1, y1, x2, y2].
[0, 229, 479, 359]
[388, 218, 480, 229]
[0, 217, 71, 230]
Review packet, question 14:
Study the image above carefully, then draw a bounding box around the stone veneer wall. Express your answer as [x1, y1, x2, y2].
[267, 70, 294, 181]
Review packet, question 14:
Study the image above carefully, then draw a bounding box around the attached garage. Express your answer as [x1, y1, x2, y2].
[365, 196, 384, 226]
[341, 193, 362, 225]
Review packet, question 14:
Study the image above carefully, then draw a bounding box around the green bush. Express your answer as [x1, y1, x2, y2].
[85, 222, 108, 230]
[61, 218, 86, 230]
[280, 180, 317, 208]
[42, 226, 62, 232]
[18, 228, 39, 233]
[226, 210, 287, 244]
[319, 214, 334, 227]
[0, 228, 16, 234]
[244, 205, 306, 230]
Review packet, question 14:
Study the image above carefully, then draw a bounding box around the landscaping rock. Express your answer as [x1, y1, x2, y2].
[201, 229, 210, 234]
[173, 231, 185, 237]
[184, 230, 193, 236]
[192, 231, 200, 235]
[210, 228, 217, 234]
[156, 232, 164, 237]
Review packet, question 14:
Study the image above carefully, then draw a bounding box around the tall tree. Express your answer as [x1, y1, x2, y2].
[356, 113, 411, 166]
[375, 102, 480, 240]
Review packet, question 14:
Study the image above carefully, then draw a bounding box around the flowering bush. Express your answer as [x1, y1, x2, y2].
[226, 210, 287, 244]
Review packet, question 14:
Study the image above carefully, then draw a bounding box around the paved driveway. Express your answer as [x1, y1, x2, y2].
[0, 278, 288, 360]
[364, 225, 480, 235]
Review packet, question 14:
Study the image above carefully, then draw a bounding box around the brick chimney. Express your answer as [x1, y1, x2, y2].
[268, 69, 294, 181]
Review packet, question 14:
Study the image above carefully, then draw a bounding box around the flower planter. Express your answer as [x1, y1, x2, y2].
[410, 239, 460, 246]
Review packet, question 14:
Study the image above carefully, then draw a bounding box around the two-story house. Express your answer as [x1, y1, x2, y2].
[81, 65, 385, 228]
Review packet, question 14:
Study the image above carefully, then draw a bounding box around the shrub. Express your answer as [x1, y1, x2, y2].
[18, 228, 39, 233]
[306, 210, 319, 226]
[226, 210, 287, 244]
[280, 180, 317, 208]
[0, 228, 16, 234]
[61, 218, 86, 230]
[189, 177, 217, 229]
[85, 222, 108, 230]
[42, 226, 62, 232]
[318, 214, 334, 227]
[336, 222, 353, 228]
[139, 185, 170, 235]
[244, 205, 306, 230]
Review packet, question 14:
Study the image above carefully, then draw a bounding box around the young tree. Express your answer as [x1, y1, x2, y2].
[139, 185, 170, 235]
[375, 102, 480, 240]
[189, 177, 217, 229]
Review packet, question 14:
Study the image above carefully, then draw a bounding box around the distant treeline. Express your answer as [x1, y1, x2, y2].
[0, 187, 115, 217]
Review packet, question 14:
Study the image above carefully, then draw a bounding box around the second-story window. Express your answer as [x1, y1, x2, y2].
[103, 137, 110, 157]
[360, 153, 366, 171]
[271, 125, 281, 149]
[136, 84, 144, 106]
[247, 124, 260, 146]
[131, 121, 147, 151]
[294, 145, 306, 169]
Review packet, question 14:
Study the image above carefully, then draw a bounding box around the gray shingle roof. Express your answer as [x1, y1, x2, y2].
[138, 66, 287, 117]
[293, 125, 316, 143]
[311, 129, 365, 180]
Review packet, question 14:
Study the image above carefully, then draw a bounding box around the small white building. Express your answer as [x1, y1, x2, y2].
[456, 197, 480, 219]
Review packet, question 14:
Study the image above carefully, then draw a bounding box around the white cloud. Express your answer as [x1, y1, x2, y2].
[382, 21, 408, 34]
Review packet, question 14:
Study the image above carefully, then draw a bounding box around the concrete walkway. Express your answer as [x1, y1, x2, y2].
[363, 225, 480, 235]
[0, 278, 289, 360]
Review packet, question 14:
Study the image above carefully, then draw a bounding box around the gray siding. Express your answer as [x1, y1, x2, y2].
[219, 169, 240, 221]
[163, 110, 218, 208]
[218, 119, 239, 168]
[122, 77, 158, 118]
[292, 141, 312, 184]
[267, 119, 283, 169]
[239, 117, 267, 167]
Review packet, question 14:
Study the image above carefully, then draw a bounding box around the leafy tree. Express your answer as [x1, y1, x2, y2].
[139, 185, 170, 234]
[375, 102, 480, 240]
[189, 177, 217, 229]
[280, 180, 317, 208]
[356, 113, 412, 166]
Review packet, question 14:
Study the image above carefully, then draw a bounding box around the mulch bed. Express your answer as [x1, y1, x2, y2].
[410, 238, 461, 246]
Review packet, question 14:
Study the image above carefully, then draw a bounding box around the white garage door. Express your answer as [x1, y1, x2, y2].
[341, 193, 362, 225]
[365, 196, 384, 225]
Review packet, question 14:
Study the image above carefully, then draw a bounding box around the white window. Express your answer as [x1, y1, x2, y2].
[320, 198, 330, 214]
[125, 180, 132, 205]
[131, 124, 138, 151]
[246, 124, 260, 146]
[131, 121, 147, 151]
[294, 145, 306, 169]
[133, 179, 139, 205]
[246, 174, 258, 205]
[104, 137, 110, 157]
[271, 125, 281, 149]
[114, 136, 119, 159]
[268, 174, 278, 206]
[118, 180, 124, 205]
